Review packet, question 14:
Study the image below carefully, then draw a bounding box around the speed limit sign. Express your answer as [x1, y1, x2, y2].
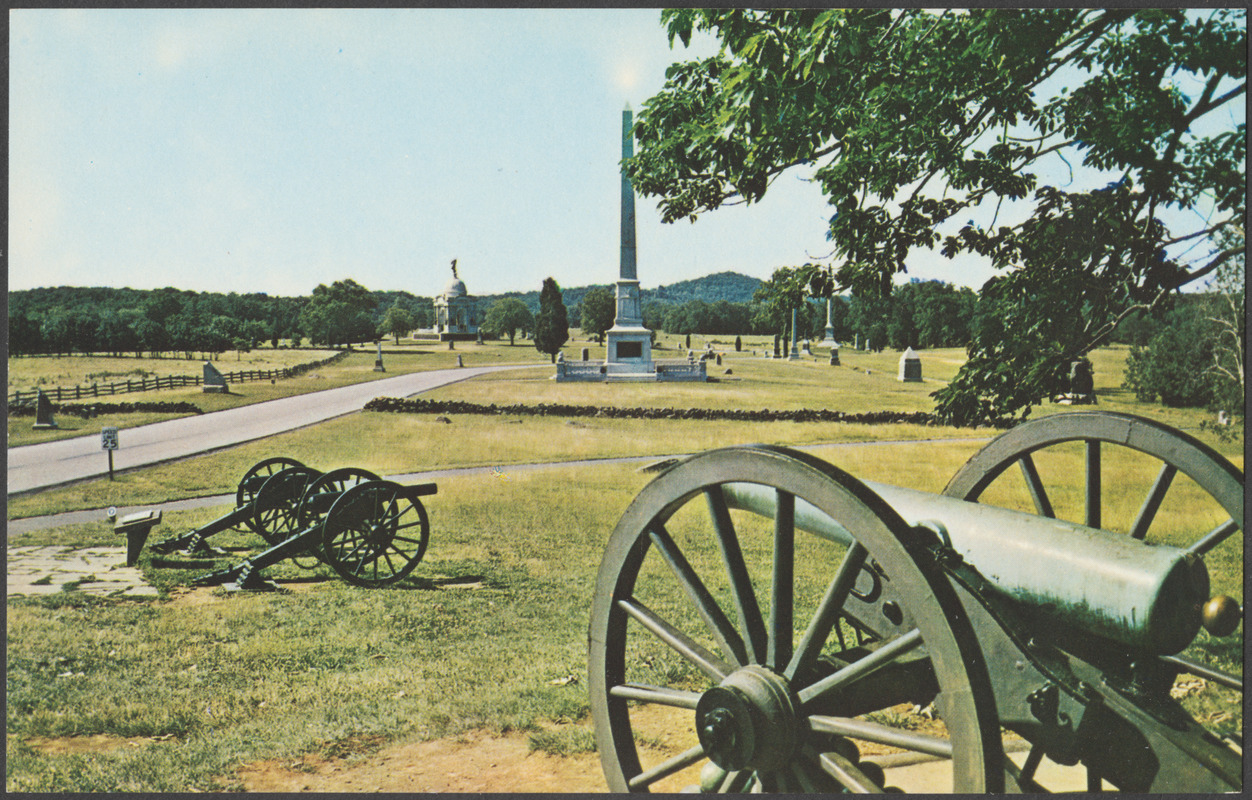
[101, 427, 119, 450]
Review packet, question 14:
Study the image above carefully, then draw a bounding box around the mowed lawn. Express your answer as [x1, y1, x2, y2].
[6, 338, 1243, 792]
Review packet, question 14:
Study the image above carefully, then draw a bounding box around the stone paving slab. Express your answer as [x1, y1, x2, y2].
[8, 545, 159, 598]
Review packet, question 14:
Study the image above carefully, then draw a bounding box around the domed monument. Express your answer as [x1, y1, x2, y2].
[434, 259, 479, 341]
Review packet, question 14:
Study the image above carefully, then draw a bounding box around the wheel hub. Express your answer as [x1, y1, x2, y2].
[695, 665, 799, 772]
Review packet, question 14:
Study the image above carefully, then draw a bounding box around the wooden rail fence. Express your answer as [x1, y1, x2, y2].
[9, 351, 352, 406]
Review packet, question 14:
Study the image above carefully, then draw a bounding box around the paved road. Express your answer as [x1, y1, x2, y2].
[8, 364, 536, 495]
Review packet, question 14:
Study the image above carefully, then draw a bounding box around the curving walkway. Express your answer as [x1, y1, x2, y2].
[7, 364, 538, 495]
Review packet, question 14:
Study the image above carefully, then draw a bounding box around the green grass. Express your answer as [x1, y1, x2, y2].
[7, 341, 1243, 792]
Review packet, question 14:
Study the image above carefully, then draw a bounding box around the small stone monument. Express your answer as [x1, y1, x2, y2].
[456, 354, 464, 368]
[801, 340, 812, 357]
[788, 309, 801, 361]
[477, 329, 484, 345]
[898, 347, 922, 382]
[33, 389, 57, 429]
[374, 342, 386, 372]
[203, 361, 228, 393]
[716, 354, 723, 366]
[582, 347, 590, 361]
[1217, 410, 1231, 426]
[773, 335, 781, 359]
[829, 344, 840, 366]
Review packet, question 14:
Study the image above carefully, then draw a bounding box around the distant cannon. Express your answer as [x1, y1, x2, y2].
[589, 412, 1242, 792]
[151, 457, 436, 590]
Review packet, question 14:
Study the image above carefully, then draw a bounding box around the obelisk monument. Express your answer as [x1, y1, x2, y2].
[604, 103, 653, 373]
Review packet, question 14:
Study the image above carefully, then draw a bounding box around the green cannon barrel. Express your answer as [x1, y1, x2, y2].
[720, 481, 1209, 654]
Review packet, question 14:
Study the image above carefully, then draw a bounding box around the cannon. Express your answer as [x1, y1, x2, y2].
[588, 412, 1242, 792]
[192, 472, 436, 591]
[150, 457, 314, 556]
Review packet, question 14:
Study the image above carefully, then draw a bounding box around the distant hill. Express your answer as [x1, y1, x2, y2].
[474, 270, 763, 313]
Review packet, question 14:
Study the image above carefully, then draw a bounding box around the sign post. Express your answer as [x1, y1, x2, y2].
[101, 427, 119, 481]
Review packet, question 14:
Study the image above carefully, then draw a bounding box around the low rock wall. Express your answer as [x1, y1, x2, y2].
[364, 396, 1013, 428]
[8, 400, 204, 418]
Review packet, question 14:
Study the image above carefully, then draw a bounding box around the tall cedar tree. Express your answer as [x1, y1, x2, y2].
[534, 277, 570, 362]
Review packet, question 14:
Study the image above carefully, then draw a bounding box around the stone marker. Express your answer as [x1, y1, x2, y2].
[788, 309, 801, 361]
[1217, 410, 1230, 426]
[203, 361, 228, 393]
[456, 354, 464, 368]
[374, 341, 386, 372]
[716, 354, 722, 366]
[477, 329, 484, 345]
[582, 347, 590, 361]
[829, 344, 840, 366]
[898, 347, 922, 382]
[33, 389, 57, 429]
[448, 339, 455, 350]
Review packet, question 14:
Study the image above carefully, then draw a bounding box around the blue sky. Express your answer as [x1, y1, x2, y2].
[9, 9, 1239, 300]
[10, 8, 858, 299]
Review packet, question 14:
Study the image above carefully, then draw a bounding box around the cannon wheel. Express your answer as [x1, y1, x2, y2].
[589, 445, 1003, 792]
[291, 467, 382, 570]
[252, 466, 321, 545]
[944, 411, 1243, 775]
[322, 480, 430, 588]
[236, 457, 306, 534]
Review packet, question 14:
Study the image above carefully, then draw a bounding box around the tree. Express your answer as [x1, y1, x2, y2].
[1123, 304, 1215, 407]
[534, 278, 569, 362]
[1200, 231, 1245, 415]
[300, 279, 376, 348]
[629, 9, 1245, 424]
[483, 297, 535, 345]
[579, 286, 616, 343]
[749, 267, 808, 344]
[379, 302, 417, 345]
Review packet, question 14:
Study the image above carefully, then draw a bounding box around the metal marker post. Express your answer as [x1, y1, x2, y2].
[101, 426, 119, 480]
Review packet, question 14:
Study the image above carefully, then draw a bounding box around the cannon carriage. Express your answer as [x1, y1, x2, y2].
[588, 412, 1242, 792]
[151, 458, 435, 590]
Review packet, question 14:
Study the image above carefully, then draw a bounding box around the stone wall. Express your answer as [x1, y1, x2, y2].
[8, 400, 204, 418]
[364, 396, 1014, 428]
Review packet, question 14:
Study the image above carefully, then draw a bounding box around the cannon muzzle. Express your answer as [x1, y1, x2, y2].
[720, 480, 1209, 654]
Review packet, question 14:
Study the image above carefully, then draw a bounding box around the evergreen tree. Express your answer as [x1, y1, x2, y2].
[534, 277, 569, 363]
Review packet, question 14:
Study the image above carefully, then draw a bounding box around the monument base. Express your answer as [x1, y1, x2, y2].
[374, 361, 386, 372]
[33, 422, 58, 429]
[202, 385, 228, 394]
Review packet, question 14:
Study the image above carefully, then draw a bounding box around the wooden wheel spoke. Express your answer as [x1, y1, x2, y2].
[1125, 462, 1175, 539]
[706, 488, 767, 664]
[648, 525, 748, 667]
[808, 714, 953, 758]
[608, 682, 700, 709]
[618, 596, 733, 681]
[1086, 439, 1101, 529]
[626, 743, 705, 790]
[804, 745, 884, 793]
[785, 542, 867, 681]
[1017, 454, 1055, 518]
[797, 628, 923, 706]
[1187, 518, 1240, 556]
[769, 490, 795, 670]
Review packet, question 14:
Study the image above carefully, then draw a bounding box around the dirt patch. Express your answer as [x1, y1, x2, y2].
[235, 728, 607, 793]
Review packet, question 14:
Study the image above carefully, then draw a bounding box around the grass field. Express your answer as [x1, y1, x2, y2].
[6, 334, 1244, 792]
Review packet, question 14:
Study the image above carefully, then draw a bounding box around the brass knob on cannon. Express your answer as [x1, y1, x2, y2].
[1200, 595, 1241, 637]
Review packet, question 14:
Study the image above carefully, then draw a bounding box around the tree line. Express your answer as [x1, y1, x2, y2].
[9, 281, 435, 358]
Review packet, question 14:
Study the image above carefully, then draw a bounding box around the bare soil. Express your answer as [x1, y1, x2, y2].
[235, 728, 608, 793]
